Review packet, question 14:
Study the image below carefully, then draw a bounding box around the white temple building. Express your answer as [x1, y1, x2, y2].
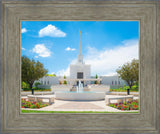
[69, 31, 91, 86]
[36, 31, 127, 90]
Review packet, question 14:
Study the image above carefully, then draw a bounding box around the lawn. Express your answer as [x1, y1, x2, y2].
[21, 110, 139, 113]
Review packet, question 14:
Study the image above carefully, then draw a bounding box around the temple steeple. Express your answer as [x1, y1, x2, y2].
[79, 30, 82, 55]
[77, 30, 83, 64]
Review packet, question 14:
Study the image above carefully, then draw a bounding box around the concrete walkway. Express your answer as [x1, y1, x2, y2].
[39, 99, 121, 112]
[21, 95, 139, 112]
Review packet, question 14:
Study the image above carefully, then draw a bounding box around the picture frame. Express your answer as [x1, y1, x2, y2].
[1, 0, 159, 133]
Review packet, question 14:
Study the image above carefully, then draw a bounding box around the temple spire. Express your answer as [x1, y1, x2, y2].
[77, 30, 83, 64]
[79, 30, 82, 55]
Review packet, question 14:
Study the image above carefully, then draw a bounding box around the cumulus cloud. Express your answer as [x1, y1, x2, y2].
[32, 44, 51, 57]
[65, 47, 76, 51]
[56, 67, 70, 76]
[21, 28, 27, 33]
[39, 24, 66, 37]
[56, 39, 139, 76]
[21, 47, 26, 50]
[84, 39, 139, 76]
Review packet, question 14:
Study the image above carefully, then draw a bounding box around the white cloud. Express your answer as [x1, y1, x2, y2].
[39, 24, 66, 37]
[32, 44, 51, 57]
[21, 28, 27, 33]
[35, 56, 39, 58]
[65, 47, 76, 51]
[21, 47, 26, 50]
[84, 39, 139, 76]
[55, 39, 139, 76]
[56, 67, 70, 76]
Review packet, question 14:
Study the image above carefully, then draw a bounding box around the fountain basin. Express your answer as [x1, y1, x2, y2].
[55, 91, 105, 101]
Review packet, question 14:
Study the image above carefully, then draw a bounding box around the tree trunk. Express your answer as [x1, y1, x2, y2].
[29, 83, 33, 89]
[128, 85, 132, 95]
[29, 83, 34, 95]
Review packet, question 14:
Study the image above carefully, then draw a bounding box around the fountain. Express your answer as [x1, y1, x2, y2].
[55, 80, 105, 101]
[76, 80, 83, 92]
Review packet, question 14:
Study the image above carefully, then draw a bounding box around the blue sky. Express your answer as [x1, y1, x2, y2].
[21, 21, 139, 76]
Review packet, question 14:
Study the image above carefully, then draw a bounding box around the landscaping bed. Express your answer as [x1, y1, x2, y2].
[109, 89, 138, 92]
[108, 99, 139, 110]
[21, 98, 50, 109]
[22, 88, 51, 92]
[110, 85, 139, 92]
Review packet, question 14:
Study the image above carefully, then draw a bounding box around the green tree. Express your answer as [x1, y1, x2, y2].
[22, 56, 48, 92]
[34, 82, 41, 88]
[116, 59, 139, 92]
[94, 74, 98, 84]
[63, 75, 67, 84]
[45, 74, 56, 77]
[95, 74, 98, 79]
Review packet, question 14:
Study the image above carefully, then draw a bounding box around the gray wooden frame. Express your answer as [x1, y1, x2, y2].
[1, 0, 159, 133]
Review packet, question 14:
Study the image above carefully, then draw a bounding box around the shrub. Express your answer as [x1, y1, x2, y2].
[34, 82, 41, 88]
[22, 88, 51, 92]
[21, 81, 29, 89]
[109, 84, 139, 92]
[45, 74, 56, 77]
[63, 80, 67, 84]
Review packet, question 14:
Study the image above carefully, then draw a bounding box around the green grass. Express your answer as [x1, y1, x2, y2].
[22, 88, 51, 92]
[21, 110, 139, 113]
[22, 90, 51, 92]
[109, 89, 138, 92]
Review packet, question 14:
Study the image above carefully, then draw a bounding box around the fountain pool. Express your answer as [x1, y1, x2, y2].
[55, 81, 105, 101]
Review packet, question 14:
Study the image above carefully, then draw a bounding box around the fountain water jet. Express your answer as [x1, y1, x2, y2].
[77, 80, 83, 92]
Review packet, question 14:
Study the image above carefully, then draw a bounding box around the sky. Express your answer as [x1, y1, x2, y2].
[21, 21, 139, 76]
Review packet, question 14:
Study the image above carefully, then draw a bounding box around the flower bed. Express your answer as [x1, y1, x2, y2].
[21, 98, 49, 109]
[108, 100, 139, 110]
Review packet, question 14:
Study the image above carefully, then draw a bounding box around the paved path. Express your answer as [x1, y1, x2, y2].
[22, 95, 139, 112]
[39, 99, 122, 112]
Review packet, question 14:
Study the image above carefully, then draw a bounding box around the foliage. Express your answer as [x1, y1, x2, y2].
[34, 82, 41, 88]
[94, 74, 98, 84]
[21, 81, 29, 89]
[22, 87, 51, 92]
[21, 56, 48, 89]
[95, 74, 98, 79]
[45, 74, 56, 77]
[21, 98, 49, 109]
[108, 100, 139, 110]
[63, 75, 67, 84]
[63, 81, 67, 84]
[116, 59, 139, 90]
[109, 84, 139, 92]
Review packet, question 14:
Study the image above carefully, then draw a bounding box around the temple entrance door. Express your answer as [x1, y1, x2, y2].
[77, 72, 83, 79]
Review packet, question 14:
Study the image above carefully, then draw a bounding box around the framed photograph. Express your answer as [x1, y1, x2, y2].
[21, 20, 139, 113]
[1, 0, 159, 133]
